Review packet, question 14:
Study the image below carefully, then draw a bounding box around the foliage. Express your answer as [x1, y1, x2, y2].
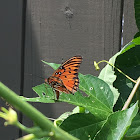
[30, 40, 140, 140]
[0, 1, 140, 140]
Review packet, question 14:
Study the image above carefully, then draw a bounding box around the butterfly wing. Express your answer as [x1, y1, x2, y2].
[48, 56, 82, 95]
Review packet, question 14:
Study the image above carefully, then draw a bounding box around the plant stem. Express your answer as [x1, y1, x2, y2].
[16, 122, 39, 134]
[122, 77, 140, 110]
[16, 123, 51, 138]
[0, 82, 78, 140]
[97, 60, 136, 84]
[123, 134, 140, 140]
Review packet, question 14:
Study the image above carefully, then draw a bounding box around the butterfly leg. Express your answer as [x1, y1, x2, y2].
[55, 90, 60, 100]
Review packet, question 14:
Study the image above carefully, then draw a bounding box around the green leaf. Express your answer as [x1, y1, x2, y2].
[79, 74, 114, 110]
[95, 102, 138, 140]
[54, 112, 72, 127]
[41, 60, 60, 70]
[60, 113, 105, 140]
[32, 84, 54, 98]
[125, 112, 140, 140]
[58, 74, 114, 120]
[98, 52, 120, 105]
[135, 0, 140, 31]
[19, 84, 55, 103]
[54, 106, 86, 127]
[59, 91, 110, 120]
[114, 45, 140, 109]
[72, 106, 86, 114]
[121, 37, 140, 54]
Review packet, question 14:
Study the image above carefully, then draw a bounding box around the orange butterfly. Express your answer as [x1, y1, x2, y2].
[45, 56, 82, 100]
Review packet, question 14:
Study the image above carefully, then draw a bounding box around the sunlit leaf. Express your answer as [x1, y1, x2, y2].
[99, 52, 120, 105]
[58, 74, 114, 120]
[79, 74, 114, 110]
[19, 84, 55, 103]
[95, 102, 138, 140]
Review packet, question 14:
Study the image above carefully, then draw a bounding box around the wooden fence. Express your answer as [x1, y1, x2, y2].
[0, 0, 138, 139]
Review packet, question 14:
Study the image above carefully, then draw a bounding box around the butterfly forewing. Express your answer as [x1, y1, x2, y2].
[47, 56, 82, 99]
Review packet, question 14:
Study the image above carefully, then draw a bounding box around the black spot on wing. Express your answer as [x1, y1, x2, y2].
[64, 63, 81, 68]
[73, 77, 77, 79]
[74, 69, 78, 71]
[74, 73, 78, 76]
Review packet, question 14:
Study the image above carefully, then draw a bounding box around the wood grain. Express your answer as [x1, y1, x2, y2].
[123, 0, 138, 46]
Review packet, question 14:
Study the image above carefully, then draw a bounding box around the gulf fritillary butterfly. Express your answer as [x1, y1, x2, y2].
[45, 56, 82, 100]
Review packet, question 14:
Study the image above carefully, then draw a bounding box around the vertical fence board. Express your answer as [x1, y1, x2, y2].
[23, 0, 122, 129]
[0, 0, 23, 139]
[123, 0, 138, 46]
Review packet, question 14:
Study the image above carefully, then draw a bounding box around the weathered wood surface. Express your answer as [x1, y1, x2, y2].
[123, 0, 138, 45]
[0, 0, 138, 139]
[0, 0, 23, 139]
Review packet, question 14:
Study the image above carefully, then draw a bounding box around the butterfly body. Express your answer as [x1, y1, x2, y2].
[46, 56, 82, 99]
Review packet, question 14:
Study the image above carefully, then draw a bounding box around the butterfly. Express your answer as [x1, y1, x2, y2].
[45, 56, 82, 100]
